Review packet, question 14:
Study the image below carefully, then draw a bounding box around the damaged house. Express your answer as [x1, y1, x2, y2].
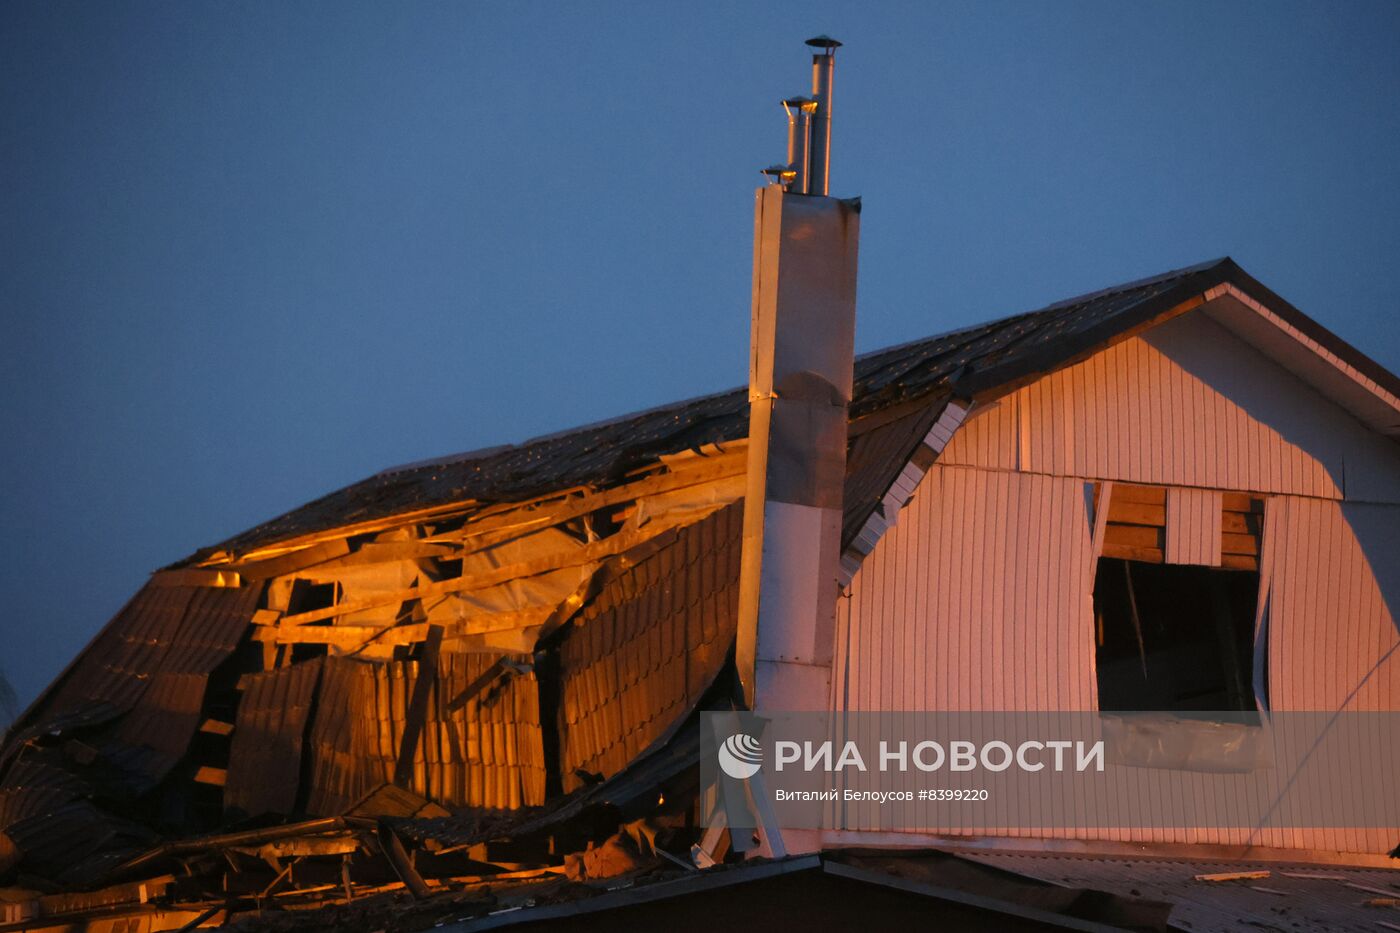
[3, 38, 1400, 933]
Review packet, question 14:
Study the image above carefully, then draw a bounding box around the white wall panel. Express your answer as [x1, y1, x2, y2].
[838, 464, 1098, 714]
[1165, 487, 1223, 566]
[835, 467, 1400, 852]
[939, 311, 1400, 504]
[1266, 497, 1400, 712]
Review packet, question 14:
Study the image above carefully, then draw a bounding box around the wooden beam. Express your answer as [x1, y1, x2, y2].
[253, 602, 557, 648]
[231, 539, 352, 581]
[252, 623, 431, 649]
[279, 523, 681, 626]
[377, 823, 431, 900]
[394, 625, 443, 787]
[318, 541, 461, 567]
[445, 657, 510, 712]
[436, 452, 746, 551]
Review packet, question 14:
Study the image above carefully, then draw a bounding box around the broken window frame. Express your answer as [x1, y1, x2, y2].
[1090, 482, 1269, 714]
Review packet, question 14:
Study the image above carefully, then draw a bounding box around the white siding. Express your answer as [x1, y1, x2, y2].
[1265, 496, 1400, 712]
[941, 311, 1400, 504]
[834, 309, 1400, 854]
[1165, 487, 1222, 566]
[836, 465, 1098, 714]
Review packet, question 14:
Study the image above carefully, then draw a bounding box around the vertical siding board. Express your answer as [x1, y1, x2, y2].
[990, 470, 1009, 710]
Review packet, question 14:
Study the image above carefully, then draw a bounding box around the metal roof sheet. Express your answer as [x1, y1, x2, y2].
[303, 651, 545, 817]
[558, 502, 741, 791]
[12, 582, 261, 744]
[224, 659, 323, 819]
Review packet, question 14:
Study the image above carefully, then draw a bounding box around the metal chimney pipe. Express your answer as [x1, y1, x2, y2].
[783, 96, 815, 194]
[805, 36, 840, 196]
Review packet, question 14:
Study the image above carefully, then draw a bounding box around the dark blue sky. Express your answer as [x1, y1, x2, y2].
[3, 1, 1398, 709]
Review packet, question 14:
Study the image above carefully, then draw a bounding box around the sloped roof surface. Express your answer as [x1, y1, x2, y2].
[211, 257, 1321, 559]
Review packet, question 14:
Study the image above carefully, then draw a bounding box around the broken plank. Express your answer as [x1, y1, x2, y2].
[199, 719, 234, 737]
[229, 837, 362, 859]
[377, 824, 431, 900]
[252, 623, 431, 648]
[230, 539, 353, 580]
[280, 524, 676, 626]
[433, 453, 746, 551]
[320, 541, 462, 567]
[394, 625, 443, 787]
[254, 603, 556, 648]
[1194, 870, 1269, 882]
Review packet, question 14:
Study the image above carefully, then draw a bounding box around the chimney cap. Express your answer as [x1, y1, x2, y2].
[804, 35, 842, 49]
[760, 164, 797, 182]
